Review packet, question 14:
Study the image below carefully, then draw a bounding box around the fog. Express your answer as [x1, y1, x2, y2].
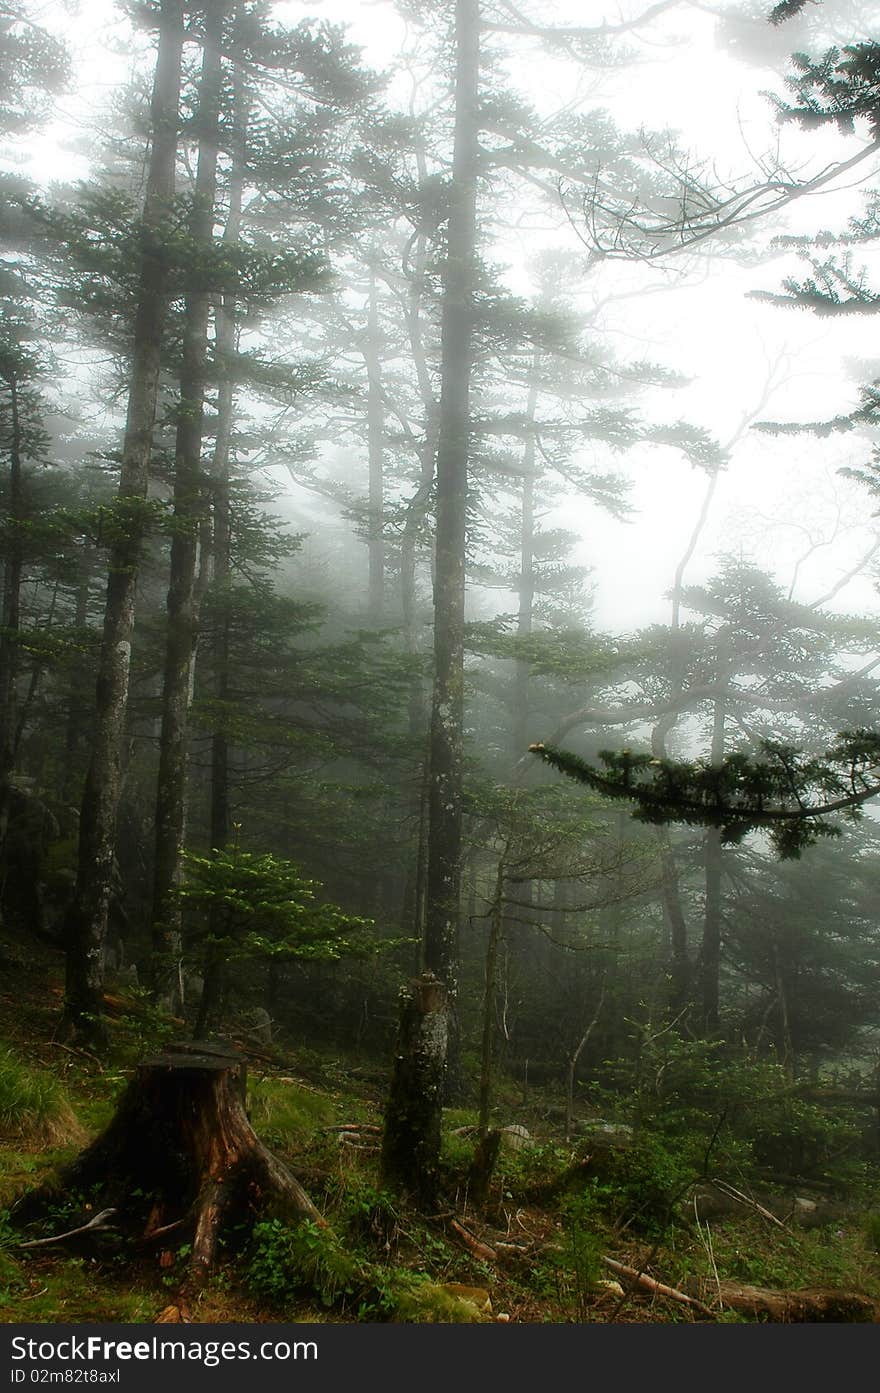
[3, 0, 880, 1333]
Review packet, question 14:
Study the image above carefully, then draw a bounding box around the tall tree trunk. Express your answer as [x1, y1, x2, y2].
[0, 374, 24, 865]
[652, 714, 690, 1013]
[61, 549, 93, 807]
[151, 2, 226, 1007]
[393, 211, 439, 942]
[399, 146, 439, 715]
[364, 265, 385, 618]
[424, 0, 479, 1081]
[700, 654, 728, 1035]
[477, 858, 505, 1136]
[380, 973, 448, 1206]
[772, 941, 794, 1080]
[512, 357, 540, 757]
[198, 57, 249, 1035]
[658, 828, 690, 1012]
[63, 0, 184, 1043]
[701, 826, 723, 1033]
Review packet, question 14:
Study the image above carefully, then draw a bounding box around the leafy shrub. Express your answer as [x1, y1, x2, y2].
[749, 1097, 857, 1180]
[586, 1031, 864, 1186]
[247, 1218, 360, 1310]
[339, 1180, 400, 1253]
[590, 1132, 695, 1232]
[557, 1194, 605, 1316]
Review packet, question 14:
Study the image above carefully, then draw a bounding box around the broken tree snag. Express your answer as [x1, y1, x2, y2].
[380, 973, 448, 1207]
[17, 1041, 322, 1276]
[467, 1128, 501, 1209]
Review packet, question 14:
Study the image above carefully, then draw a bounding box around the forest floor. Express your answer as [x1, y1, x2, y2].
[2, 938, 880, 1324]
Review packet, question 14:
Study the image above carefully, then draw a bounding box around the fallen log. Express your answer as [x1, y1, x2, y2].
[447, 1218, 498, 1263]
[320, 1123, 383, 1135]
[715, 1281, 877, 1323]
[19, 1208, 117, 1249]
[708, 1178, 786, 1229]
[602, 1258, 714, 1318]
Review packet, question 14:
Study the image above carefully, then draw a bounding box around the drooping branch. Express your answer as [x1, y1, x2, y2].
[570, 135, 880, 264]
[530, 731, 880, 857]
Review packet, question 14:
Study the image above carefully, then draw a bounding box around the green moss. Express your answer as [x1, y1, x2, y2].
[391, 1280, 490, 1323]
[0, 1243, 155, 1324]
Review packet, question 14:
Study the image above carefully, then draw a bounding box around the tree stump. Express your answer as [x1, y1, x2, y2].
[380, 973, 448, 1206]
[17, 1041, 322, 1277]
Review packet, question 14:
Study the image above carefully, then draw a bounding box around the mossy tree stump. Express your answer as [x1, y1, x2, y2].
[380, 973, 448, 1207]
[22, 1041, 322, 1276]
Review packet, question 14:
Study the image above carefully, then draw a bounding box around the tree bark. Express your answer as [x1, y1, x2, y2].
[364, 264, 385, 618]
[512, 355, 540, 757]
[424, 0, 480, 1081]
[467, 1127, 501, 1209]
[477, 859, 504, 1136]
[61, 549, 94, 807]
[151, 1, 227, 1007]
[714, 1281, 875, 1322]
[0, 374, 24, 865]
[701, 828, 723, 1034]
[199, 57, 249, 1033]
[658, 828, 690, 1012]
[63, 0, 184, 1043]
[381, 973, 448, 1207]
[700, 652, 728, 1035]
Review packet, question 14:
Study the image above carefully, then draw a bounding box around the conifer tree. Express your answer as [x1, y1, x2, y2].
[150, 0, 228, 1007]
[63, 0, 185, 1042]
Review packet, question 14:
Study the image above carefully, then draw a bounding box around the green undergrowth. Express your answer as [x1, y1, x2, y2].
[247, 1076, 337, 1150]
[666, 1213, 880, 1297]
[1, 1002, 879, 1324]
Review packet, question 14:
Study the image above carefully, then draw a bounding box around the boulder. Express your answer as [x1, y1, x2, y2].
[578, 1121, 634, 1149]
[498, 1124, 532, 1151]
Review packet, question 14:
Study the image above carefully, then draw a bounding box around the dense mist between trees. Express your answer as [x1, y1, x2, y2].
[2, 0, 880, 1327]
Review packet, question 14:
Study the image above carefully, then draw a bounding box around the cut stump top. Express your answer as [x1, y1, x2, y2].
[140, 1040, 244, 1072]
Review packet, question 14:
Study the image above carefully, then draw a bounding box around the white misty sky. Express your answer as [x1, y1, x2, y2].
[7, 0, 880, 636]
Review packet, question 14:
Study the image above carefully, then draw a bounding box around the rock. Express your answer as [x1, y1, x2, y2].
[245, 1007, 272, 1045]
[793, 1197, 817, 1214]
[440, 1284, 492, 1314]
[597, 1279, 625, 1298]
[498, 1123, 532, 1151]
[184, 973, 204, 1001]
[578, 1121, 634, 1148]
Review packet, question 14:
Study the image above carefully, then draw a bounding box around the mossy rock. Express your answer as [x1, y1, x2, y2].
[394, 1281, 492, 1322]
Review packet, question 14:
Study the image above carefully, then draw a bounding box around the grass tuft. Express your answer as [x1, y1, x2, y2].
[0, 1049, 86, 1149]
